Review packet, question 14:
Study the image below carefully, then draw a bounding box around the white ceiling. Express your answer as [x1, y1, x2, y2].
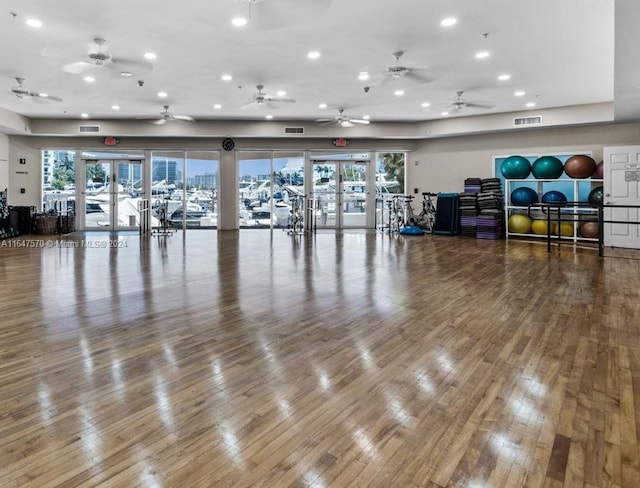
[0, 0, 618, 125]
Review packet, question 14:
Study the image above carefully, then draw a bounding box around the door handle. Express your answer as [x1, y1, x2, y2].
[605, 193, 610, 197]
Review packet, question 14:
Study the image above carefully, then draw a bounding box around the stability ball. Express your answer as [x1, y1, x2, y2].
[510, 187, 538, 206]
[579, 222, 600, 238]
[532, 156, 564, 179]
[531, 220, 550, 235]
[500, 155, 532, 179]
[552, 222, 574, 237]
[594, 161, 604, 179]
[541, 190, 567, 204]
[564, 154, 597, 179]
[508, 213, 532, 234]
[588, 186, 604, 206]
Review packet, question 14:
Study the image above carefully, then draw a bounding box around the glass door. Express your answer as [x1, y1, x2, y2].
[312, 161, 370, 228]
[83, 159, 143, 230]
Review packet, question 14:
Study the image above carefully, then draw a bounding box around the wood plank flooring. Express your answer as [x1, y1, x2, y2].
[0, 231, 639, 487]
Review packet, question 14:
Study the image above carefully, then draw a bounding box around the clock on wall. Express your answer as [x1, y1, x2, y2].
[222, 138, 235, 151]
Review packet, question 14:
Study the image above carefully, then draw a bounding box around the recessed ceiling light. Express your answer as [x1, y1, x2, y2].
[358, 72, 370, 81]
[84, 76, 95, 83]
[213, 104, 222, 109]
[394, 89, 405, 96]
[362, 115, 370, 120]
[475, 51, 490, 59]
[265, 115, 273, 120]
[231, 17, 247, 27]
[421, 102, 431, 108]
[26, 19, 42, 28]
[514, 90, 526, 97]
[276, 90, 286, 97]
[144, 52, 157, 60]
[440, 17, 457, 27]
[498, 74, 511, 81]
[525, 102, 536, 108]
[111, 105, 120, 110]
[157, 91, 168, 98]
[318, 103, 327, 109]
[441, 111, 449, 116]
[120, 71, 133, 77]
[81, 113, 89, 118]
[39, 93, 48, 98]
[221, 74, 232, 82]
[307, 50, 321, 60]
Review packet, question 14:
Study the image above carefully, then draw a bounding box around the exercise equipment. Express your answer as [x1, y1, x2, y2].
[507, 213, 532, 234]
[541, 190, 567, 204]
[552, 222, 574, 236]
[510, 187, 538, 206]
[579, 221, 599, 238]
[500, 155, 532, 179]
[399, 225, 425, 235]
[564, 154, 597, 178]
[531, 220, 550, 235]
[433, 193, 459, 235]
[531, 155, 564, 179]
[588, 186, 604, 206]
[594, 161, 604, 178]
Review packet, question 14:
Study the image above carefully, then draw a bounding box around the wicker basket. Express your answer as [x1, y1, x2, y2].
[60, 215, 75, 234]
[34, 214, 59, 235]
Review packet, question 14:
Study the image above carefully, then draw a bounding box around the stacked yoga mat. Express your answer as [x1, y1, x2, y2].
[476, 178, 504, 239]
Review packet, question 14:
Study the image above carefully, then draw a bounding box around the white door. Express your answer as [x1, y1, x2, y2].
[603, 146, 640, 249]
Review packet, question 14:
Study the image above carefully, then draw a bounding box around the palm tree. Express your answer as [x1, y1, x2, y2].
[379, 153, 405, 188]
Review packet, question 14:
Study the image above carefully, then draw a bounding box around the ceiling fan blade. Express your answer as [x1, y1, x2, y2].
[265, 96, 296, 103]
[152, 119, 168, 125]
[173, 115, 195, 122]
[33, 94, 63, 102]
[110, 57, 154, 73]
[349, 119, 370, 125]
[340, 121, 355, 128]
[62, 61, 94, 74]
[464, 102, 495, 109]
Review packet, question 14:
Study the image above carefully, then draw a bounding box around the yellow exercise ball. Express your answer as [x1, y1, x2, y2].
[508, 213, 532, 234]
[552, 222, 574, 236]
[531, 220, 550, 235]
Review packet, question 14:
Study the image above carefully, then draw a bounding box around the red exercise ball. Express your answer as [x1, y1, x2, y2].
[579, 222, 599, 238]
[594, 161, 604, 179]
[564, 154, 597, 179]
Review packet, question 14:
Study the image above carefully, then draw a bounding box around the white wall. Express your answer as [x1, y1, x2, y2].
[407, 123, 640, 194]
[7, 137, 41, 207]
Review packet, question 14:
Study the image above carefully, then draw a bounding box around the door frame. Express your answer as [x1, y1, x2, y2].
[78, 158, 144, 231]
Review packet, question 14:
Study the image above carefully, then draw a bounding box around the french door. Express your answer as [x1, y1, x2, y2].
[312, 160, 372, 228]
[81, 159, 144, 230]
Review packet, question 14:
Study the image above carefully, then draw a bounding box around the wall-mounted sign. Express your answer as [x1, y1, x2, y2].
[103, 137, 120, 146]
[333, 138, 349, 147]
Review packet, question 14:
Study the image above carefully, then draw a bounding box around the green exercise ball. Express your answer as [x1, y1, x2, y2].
[588, 186, 604, 206]
[500, 155, 532, 179]
[508, 213, 532, 234]
[531, 155, 564, 179]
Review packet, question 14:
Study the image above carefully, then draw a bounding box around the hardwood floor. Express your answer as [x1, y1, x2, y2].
[0, 231, 639, 487]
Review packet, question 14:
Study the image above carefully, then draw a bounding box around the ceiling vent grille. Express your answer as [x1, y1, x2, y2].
[284, 127, 304, 135]
[513, 115, 542, 127]
[79, 125, 100, 133]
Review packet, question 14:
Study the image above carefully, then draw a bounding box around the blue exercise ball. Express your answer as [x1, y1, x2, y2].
[501, 155, 532, 179]
[510, 187, 538, 206]
[531, 156, 564, 179]
[541, 190, 568, 204]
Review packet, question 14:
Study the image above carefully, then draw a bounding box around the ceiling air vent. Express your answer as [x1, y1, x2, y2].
[513, 115, 542, 127]
[283, 127, 304, 135]
[79, 125, 100, 133]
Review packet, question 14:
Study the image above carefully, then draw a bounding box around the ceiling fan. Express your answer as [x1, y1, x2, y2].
[9, 77, 62, 102]
[240, 85, 295, 109]
[316, 109, 370, 128]
[150, 106, 195, 125]
[62, 37, 154, 75]
[382, 51, 445, 84]
[447, 91, 495, 111]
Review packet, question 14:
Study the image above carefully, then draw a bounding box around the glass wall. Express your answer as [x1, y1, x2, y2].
[151, 151, 219, 229]
[238, 151, 304, 229]
[42, 150, 76, 214]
